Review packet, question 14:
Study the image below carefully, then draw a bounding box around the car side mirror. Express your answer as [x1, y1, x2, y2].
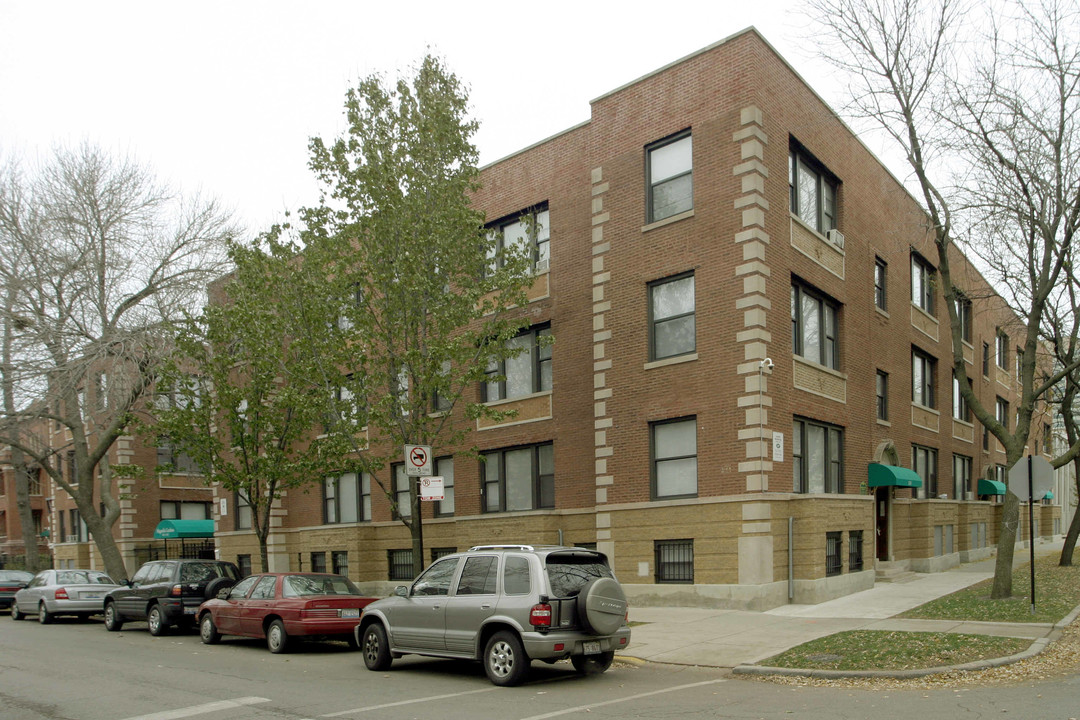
[126, 580, 134, 588]
[217, 588, 231, 599]
[394, 585, 409, 597]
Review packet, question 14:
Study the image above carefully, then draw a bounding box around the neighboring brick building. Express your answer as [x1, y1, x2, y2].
[210, 28, 1060, 608]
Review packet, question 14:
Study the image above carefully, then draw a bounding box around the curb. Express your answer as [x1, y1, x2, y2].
[731, 602, 1080, 680]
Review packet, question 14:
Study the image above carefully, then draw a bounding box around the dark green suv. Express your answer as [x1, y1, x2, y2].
[357, 545, 630, 686]
[103, 559, 239, 635]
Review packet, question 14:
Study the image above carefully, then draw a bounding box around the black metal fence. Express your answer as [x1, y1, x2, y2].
[134, 539, 216, 566]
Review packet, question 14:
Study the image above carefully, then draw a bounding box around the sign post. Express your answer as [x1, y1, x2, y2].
[1009, 455, 1054, 614]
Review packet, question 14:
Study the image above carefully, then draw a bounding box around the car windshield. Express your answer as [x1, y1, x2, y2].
[0, 570, 33, 582]
[56, 571, 114, 585]
[179, 563, 238, 584]
[545, 554, 614, 598]
[281, 574, 361, 597]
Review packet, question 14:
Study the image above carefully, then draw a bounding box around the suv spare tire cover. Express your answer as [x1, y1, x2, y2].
[204, 576, 236, 599]
[575, 577, 627, 635]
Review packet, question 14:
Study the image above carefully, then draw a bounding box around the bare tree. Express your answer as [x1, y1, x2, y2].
[0, 143, 235, 582]
[805, 0, 1080, 597]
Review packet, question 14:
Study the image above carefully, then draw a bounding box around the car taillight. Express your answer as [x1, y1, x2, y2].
[529, 603, 552, 628]
[170, 584, 184, 597]
[54, 588, 69, 600]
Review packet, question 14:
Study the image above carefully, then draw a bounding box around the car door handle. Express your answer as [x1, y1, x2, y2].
[481, 604, 491, 609]
[432, 605, 441, 610]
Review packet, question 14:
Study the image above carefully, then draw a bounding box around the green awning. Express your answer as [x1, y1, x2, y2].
[868, 463, 923, 488]
[977, 478, 1007, 496]
[1044, 491, 1054, 500]
[153, 519, 214, 539]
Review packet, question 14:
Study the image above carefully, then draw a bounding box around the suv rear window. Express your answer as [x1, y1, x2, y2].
[545, 553, 614, 598]
[179, 563, 238, 583]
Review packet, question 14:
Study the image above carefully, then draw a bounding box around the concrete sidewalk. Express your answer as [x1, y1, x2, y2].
[618, 539, 1070, 671]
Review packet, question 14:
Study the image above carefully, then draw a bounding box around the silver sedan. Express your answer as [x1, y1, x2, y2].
[11, 569, 120, 624]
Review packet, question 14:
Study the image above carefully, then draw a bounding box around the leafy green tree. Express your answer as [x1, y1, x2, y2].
[299, 55, 541, 576]
[153, 234, 350, 573]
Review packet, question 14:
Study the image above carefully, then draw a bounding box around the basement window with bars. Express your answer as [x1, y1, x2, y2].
[848, 531, 864, 572]
[388, 549, 414, 581]
[654, 539, 694, 584]
[826, 532, 843, 577]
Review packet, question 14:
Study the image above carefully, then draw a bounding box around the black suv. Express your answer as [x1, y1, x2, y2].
[103, 559, 239, 635]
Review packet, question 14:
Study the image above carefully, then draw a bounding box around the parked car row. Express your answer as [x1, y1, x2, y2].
[7, 544, 632, 687]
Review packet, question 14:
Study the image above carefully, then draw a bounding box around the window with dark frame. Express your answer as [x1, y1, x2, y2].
[485, 205, 551, 275]
[876, 370, 889, 421]
[983, 342, 990, 376]
[647, 132, 693, 223]
[911, 253, 935, 314]
[332, 550, 348, 576]
[954, 293, 972, 342]
[874, 258, 887, 310]
[310, 551, 327, 573]
[237, 554, 252, 577]
[952, 372, 971, 422]
[160, 501, 211, 521]
[912, 444, 938, 498]
[431, 547, 456, 561]
[996, 329, 1009, 369]
[323, 472, 363, 524]
[848, 531, 864, 572]
[983, 426, 990, 451]
[792, 417, 844, 494]
[156, 435, 200, 474]
[791, 281, 840, 369]
[654, 539, 694, 583]
[434, 456, 454, 517]
[826, 532, 843, 576]
[483, 324, 552, 402]
[953, 454, 973, 500]
[481, 442, 555, 513]
[651, 417, 698, 499]
[1016, 347, 1024, 383]
[388, 549, 414, 581]
[912, 347, 936, 408]
[789, 144, 838, 234]
[649, 273, 696, 361]
[392, 463, 411, 519]
[236, 492, 252, 530]
[996, 396, 1009, 431]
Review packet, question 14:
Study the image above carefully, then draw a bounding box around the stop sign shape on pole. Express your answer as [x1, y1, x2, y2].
[1008, 455, 1054, 501]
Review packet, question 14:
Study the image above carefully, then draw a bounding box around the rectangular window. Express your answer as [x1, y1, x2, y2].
[332, 551, 348, 576]
[647, 132, 693, 222]
[826, 532, 843, 576]
[388, 549, 414, 581]
[982, 342, 990, 377]
[435, 456, 454, 517]
[481, 442, 555, 513]
[874, 258, 887, 310]
[1016, 348, 1024, 383]
[483, 325, 552, 402]
[792, 417, 844, 493]
[651, 417, 698, 499]
[324, 472, 361, 524]
[654, 539, 694, 583]
[954, 293, 972, 342]
[94, 372, 108, 411]
[912, 444, 938, 499]
[486, 205, 550, 274]
[791, 282, 840, 369]
[953, 454, 972, 500]
[237, 554, 252, 577]
[996, 397, 1009, 431]
[952, 372, 970, 422]
[310, 551, 327, 573]
[983, 425, 990, 451]
[789, 144, 838, 234]
[236, 492, 252, 530]
[996, 330, 1009, 369]
[911, 253, 936, 314]
[431, 547, 456, 561]
[649, 273, 696, 360]
[26, 467, 42, 495]
[156, 436, 199, 474]
[848, 531, 864, 572]
[912, 348, 936, 408]
[392, 463, 411, 519]
[876, 370, 889, 421]
[160, 501, 210, 520]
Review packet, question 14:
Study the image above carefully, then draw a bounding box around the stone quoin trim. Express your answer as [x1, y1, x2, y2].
[591, 166, 614, 554]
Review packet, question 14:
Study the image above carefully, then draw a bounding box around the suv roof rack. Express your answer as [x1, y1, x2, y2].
[468, 544, 535, 552]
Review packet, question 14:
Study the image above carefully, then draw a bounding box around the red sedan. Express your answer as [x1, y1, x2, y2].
[197, 573, 376, 653]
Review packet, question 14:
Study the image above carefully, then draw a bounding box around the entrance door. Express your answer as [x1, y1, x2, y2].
[875, 486, 890, 561]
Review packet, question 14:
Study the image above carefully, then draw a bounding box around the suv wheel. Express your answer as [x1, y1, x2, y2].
[571, 651, 615, 676]
[361, 623, 391, 670]
[267, 619, 289, 654]
[484, 630, 529, 687]
[38, 603, 53, 625]
[103, 602, 123, 631]
[199, 613, 221, 644]
[147, 604, 168, 636]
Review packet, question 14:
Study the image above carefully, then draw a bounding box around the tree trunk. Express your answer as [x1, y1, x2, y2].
[13, 454, 42, 572]
[1060, 455, 1080, 566]
[82, 511, 129, 583]
[990, 492, 1020, 598]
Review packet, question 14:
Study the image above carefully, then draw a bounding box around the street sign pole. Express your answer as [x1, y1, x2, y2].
[1028, 454, 1035, 615]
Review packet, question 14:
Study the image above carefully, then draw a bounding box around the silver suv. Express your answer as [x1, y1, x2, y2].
[356, 544, 630, 686]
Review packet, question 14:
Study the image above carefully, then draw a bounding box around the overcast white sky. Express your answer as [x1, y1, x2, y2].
[0, 0, 853, 235]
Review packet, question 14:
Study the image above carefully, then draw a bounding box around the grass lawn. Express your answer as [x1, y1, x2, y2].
[757, 552, 1080, 671]
[899, 554, 1080, 624]
[761, 630, 1030, 671]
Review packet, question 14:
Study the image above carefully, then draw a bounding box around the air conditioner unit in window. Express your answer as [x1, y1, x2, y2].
[534, 258, 550, 273]
[827, 228, 845, 248]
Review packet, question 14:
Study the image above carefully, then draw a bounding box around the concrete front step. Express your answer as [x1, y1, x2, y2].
[875, 568, 919, 583]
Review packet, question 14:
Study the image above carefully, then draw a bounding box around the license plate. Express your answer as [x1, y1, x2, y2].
[341, 608, 360, 618]
[80, 593, 102, 600]
[583, 641, 601, 655]
[183, 606, 197, 614]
